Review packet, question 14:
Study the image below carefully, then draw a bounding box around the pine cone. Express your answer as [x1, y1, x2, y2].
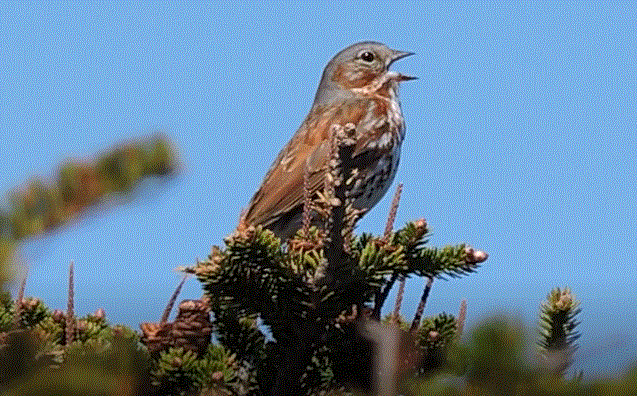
[170, 299, 212, 356]
[140, 321, 173, 357]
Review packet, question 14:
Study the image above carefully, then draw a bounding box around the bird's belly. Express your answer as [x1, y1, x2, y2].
[351, 147, 401, 211]
[349, 95, 404, 212]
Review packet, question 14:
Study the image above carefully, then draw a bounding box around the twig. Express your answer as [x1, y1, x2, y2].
[13, 267, 28, 327]
[372, 273, 398, 320]
[392, 275, 407, 322]
[410, 276, 434, 332]
[383, 183, 403, 242]
[66, 260, 75, 345]
[324, 124, 356, 271]
[372, 185, 403, 320]
[161, 275, 189, 324]
[456, 299, 467, 338]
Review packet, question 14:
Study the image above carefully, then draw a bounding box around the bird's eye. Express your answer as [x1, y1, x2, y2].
[360, 51, 375, 62]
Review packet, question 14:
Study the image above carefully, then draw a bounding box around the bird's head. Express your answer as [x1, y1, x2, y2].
[314, 41, 415, 105]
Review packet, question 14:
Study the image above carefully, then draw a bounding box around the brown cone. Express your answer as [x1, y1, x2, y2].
[170, 299, 212, 356]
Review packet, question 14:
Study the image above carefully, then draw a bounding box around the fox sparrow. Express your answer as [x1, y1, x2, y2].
[243, 42, 415, 240]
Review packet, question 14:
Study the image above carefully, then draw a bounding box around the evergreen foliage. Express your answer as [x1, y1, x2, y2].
[0, 135, 177, 276]
[0, 135, 178, 317]
[1, 135, 636, 395]
[190, 220, 481, 395]
[537, 287, 581, 375]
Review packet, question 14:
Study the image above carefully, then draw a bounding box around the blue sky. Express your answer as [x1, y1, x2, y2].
[1, 2, 635, 376]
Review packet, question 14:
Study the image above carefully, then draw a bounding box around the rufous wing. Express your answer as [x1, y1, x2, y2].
[244, 101, 369, 229]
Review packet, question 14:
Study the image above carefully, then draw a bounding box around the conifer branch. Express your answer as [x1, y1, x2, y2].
[191, 132, 489, 394]
[406, 244, 487, 278]
[538, 287, 580, 375]
[2, 135, 177, 244]
[197, 228, 292, 320]
[414, 313, 457, 374]
[271, 123, 360, 396]
[372, 218, 428, 320]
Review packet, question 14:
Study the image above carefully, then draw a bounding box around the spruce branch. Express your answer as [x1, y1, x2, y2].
[7, 297, 49, 331]
[415, 312, 457, 374]
[287, 227, 327, 284]
[3, 135, 177, 244]
[196, 227, 301, 321]
[357, 239, 406, 318]
[371, 218, 429, 320]
[271, 123, 360, 396]
[394, 218, 429, 251]
[407, 244, 487, 279]
[210, 309, 265, 363]
[538, 287, 581, 375]
[415, 313, 457, 350]
[190, 125, 489, 394]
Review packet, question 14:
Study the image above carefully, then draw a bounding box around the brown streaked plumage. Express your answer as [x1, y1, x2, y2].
[243, 42, 415, 240]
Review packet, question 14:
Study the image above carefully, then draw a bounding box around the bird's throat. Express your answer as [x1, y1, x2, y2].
[350, 72, 400, 99]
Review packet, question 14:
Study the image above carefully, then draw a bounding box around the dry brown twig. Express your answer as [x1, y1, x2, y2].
[373, 184, 404, 320]
[161, 275, 189, 324]
[392, 277, 406, 323]
[456, 299, 467, 338]
[325, 123, 357, 265]
[410, 276, 434, 332]
[13, 267, 28, 327]
[383, 183, 403, 242]
[66, 260, 75, 345]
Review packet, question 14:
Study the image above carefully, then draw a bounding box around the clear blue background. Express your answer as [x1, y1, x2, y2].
[1, 2, 635, 376]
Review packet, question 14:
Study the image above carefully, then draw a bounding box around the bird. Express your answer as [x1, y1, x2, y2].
[242, 41, 415, 241]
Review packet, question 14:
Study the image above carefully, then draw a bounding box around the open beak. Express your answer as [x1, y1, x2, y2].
[390, 50, 415, 63]
[397, 74, 418, 81]
[389, 49, 417, 81]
